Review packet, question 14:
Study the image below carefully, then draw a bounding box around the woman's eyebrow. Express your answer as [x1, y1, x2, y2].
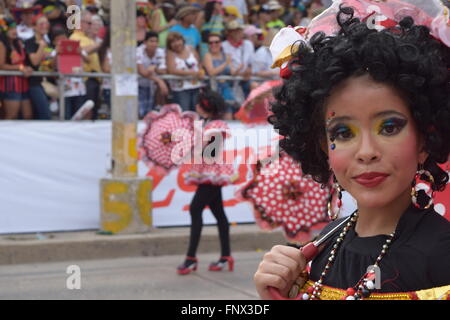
[326, 110, 407, 127]
[326, 116, 352, 128]
[372, 110, 407, 119]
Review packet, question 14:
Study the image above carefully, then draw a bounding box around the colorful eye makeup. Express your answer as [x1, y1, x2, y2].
[328, 124, 359, 143]
[326, 114, 408, 151]
[375, 117, 408, 136]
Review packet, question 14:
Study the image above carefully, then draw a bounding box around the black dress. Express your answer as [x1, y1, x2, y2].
[310, 205, 450, 293]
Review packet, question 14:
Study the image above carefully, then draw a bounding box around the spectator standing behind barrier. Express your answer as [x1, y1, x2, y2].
[33, 0, 67, 35]
[136, 8, 149, 47]
[0, 16, 34, 120]
[221, 20, 254, 102]
[257, 4, 272, 32]
[202, 33, 235, 118]
[166, 31, 204, 112]
[24, 14, 52, 119]
[70, 10, 102, 120]
[199, 0, 225, 58]
[52, 30, 87, 120]
[169, 5, 201, 52]
[244, 24, 278, 88]
[12, 3, 41, 42]
[266, 0, 286, 30]
[137, 31, 169, 119]
[149, 0, 177, 49]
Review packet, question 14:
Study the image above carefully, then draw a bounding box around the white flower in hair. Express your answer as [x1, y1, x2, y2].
[269, 27, 308, 78]
[270, 26, 307, 69]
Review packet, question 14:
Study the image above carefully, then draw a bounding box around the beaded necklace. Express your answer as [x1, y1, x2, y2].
[301, 211, 396, 300]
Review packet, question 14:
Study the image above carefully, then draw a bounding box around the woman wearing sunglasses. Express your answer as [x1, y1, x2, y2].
[202, 33, 235, 119]
[166, 31, 204, 112]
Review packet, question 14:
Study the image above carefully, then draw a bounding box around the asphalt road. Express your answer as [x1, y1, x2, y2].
[0, 251, 266, 300]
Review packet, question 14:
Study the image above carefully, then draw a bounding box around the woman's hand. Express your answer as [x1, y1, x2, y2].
[21, 66, 34, 78]
[39, 39, 47, 48]
[197, 69, 205, 80]
[167, 19, 177, 28]
[253, 245, 308, 300]
[147, 65, 157, 78]
[225, 54, 232, 66]
[156, 78, 169, 96]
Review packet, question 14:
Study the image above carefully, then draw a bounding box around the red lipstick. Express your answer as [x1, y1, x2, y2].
[353, 172, 389, 188]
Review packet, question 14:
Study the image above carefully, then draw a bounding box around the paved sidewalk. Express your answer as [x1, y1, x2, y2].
[0, 224, 286, 265]
[0, 251, 265, 300]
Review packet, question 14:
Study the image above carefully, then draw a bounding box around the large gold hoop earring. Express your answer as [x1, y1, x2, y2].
[327, 178, 343, 221]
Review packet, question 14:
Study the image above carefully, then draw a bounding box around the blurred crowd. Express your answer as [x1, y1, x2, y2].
[0, 0, 332, 120]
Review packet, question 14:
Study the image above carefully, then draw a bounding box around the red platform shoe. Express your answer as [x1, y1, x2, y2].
[208, 256, 234, 272]
[177, 257, 198, 275]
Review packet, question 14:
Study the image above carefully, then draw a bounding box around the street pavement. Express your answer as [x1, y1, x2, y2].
[0, 251, 265, 300]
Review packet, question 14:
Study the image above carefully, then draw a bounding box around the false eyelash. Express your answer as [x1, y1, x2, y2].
[378, 117, 408, 134]
[327, 124, 352, 141]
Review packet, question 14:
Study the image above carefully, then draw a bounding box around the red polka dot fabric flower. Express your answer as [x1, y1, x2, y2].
[239, 152, 331, 243]
[139, 104, 199, 173]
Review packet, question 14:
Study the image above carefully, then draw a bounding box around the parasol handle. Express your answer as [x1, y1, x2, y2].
[267, 242, 319, 300]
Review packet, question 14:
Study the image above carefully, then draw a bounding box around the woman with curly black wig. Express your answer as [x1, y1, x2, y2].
[177, 87, 237, 275]
[254, 1, 450, 300]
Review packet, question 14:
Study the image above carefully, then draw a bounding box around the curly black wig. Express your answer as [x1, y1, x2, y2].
[198, 87, 227, 120]
[269, 5, 450, 193]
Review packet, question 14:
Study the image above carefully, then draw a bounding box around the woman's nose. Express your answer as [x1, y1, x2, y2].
[355, 132, 381, 164]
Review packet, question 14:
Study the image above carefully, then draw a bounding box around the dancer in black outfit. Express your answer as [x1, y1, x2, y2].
[177, 89, 236, 275]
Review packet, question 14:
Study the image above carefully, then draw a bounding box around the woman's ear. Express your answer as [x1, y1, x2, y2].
[418, 149, 429, 166]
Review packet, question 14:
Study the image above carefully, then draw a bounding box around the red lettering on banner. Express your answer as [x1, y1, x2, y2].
[177, 164, 197, 193]
[153, 189, 176, 208]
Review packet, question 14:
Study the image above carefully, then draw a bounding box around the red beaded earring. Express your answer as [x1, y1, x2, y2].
[411, 165, 435, 210]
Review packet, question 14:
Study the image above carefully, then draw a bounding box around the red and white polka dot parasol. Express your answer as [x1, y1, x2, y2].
[238, 152, 331, 243]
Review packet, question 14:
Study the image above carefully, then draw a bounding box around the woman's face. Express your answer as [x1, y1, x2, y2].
[170, 38, 184, 53]
[214, 2, 223, 13]
[35, 17, 50, 36]
[324, 74, 427, 209]
[137, 15, 147, 28]
[208, 36, 222, 53]
[7, 26, 17, 40]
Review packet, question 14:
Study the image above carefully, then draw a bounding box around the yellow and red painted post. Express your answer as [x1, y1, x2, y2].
[100, 0, 152, 234]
